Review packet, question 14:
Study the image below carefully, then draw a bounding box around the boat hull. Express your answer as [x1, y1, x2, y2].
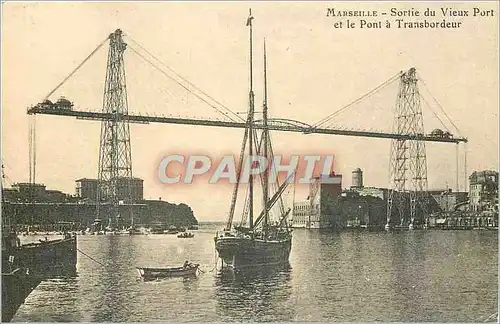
[215, 235, 291, 269]
[137, 266, 199, 279]
[6, 236, 77, 277]
[1, 268, 42, 322]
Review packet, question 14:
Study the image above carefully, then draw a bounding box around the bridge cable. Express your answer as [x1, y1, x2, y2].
[311, 72, 400, 128]
[318, 73, 400, 129]
[154, 82, 188, 108]
[419, 95, 450, 132]
[127, 35, 243, 122]
[126, 36, 243, 122]
[127, 45, 240, 123]
[418, 74, 462, 136]
[43, 37, 108, 101]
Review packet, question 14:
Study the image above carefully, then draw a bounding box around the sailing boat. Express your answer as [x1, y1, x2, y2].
[214, 10, 293, 269]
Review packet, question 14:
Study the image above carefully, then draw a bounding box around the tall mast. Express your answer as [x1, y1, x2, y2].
[247, 9, 255, 230]
[263, 39, 269, 234]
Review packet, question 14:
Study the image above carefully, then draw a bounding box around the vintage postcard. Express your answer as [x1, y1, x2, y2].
[1, 1, 498, 322]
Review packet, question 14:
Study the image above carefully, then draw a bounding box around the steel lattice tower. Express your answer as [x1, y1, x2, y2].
[386, 68, 429, 229]
[96, 29, 133, 229]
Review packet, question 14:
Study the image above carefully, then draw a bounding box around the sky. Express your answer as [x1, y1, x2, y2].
[2, 2, 498, 221]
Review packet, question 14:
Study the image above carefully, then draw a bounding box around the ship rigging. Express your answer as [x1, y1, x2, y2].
[214, 10, 294, 269]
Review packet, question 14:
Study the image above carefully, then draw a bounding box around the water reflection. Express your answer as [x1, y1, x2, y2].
[42, 267, 78, 279]
[214, 263, 294, 321]
[11, 227, 499, 322]
[388, 231, 429, 321]
[87, 235, 139, 321]
[15, 277, 82, 322]
[181, 274, 200, 292]
[141, 273, 198, 282]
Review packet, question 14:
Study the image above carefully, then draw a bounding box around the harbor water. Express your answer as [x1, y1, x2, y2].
[14, 223, 498, 322]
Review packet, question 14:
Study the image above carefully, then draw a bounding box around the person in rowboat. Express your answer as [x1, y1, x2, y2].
[183, 261, 199, 270]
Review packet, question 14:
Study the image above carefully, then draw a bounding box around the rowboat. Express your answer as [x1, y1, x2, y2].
[177, 232, 194, 238]
[136, 263, 199, 279]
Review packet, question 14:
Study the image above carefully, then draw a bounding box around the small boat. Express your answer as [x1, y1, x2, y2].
[112, 228, 131, 235]
[149, 227, 166, 234]
[177, 232, 194, 238]
[136, 263, 199, 279]
[128, 227, 145, 235]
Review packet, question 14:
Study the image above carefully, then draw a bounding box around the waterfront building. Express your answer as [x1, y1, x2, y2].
[347, 168, 388, 200]
[292, 173, 342, 229]
[292, 201, 311, 228]
[75, 177, 144, 202]
[337, 191, 386, 228]
[45, 190, 68, 203]
[291, 166, 470, 229]
[469, 170, 498, 212]
[4, 183, 72, 203]
[116, 177, 144, 202]
[75, 178, 98, 201]
[307, 173, 343, 228]
[11, 183, 46, 201]
[429, 189, 468, 212]
[351, 168, 363, 188]
[350, 186, 387, 200]
[425, 171, 498, 229]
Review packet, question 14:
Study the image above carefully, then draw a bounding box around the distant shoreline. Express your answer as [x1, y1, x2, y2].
[198, 221, 226, 225]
